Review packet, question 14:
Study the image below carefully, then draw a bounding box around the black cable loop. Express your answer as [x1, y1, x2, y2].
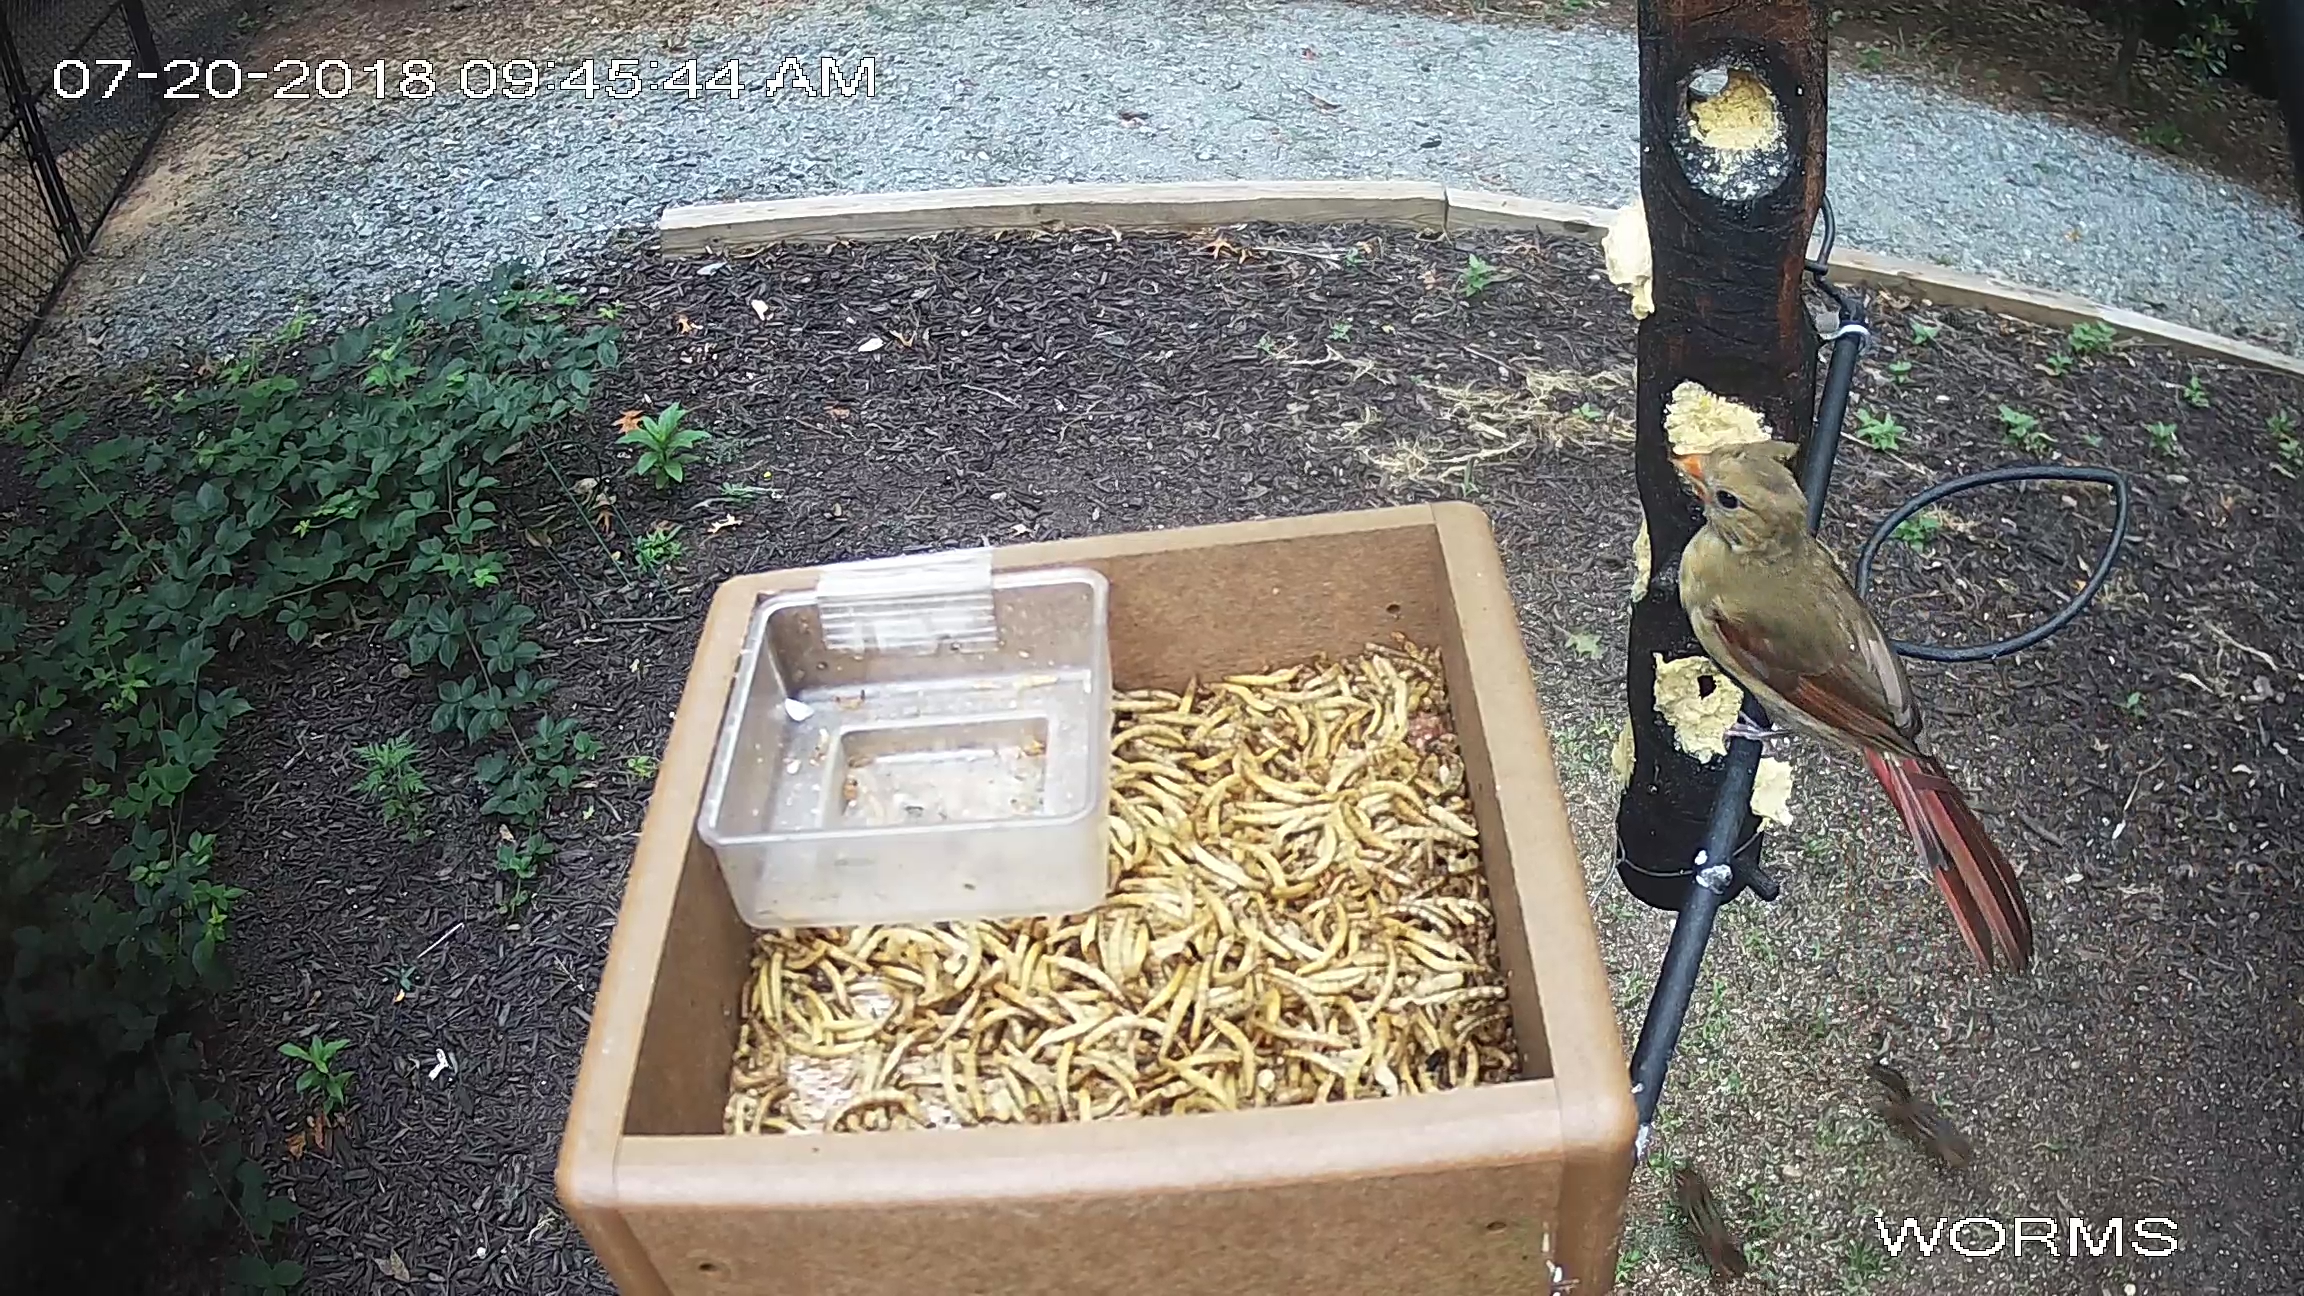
[1854, 464, 2133, 663]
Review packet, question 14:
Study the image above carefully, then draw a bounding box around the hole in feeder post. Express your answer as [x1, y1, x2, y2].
[1673, 59, 1791, 202]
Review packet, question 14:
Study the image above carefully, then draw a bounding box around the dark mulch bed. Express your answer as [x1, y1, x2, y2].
[131, 223, 2303, 1294]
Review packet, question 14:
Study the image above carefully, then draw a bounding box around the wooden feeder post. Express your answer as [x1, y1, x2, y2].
[1615, 0, 1830, 1152]
[1616, 0, 1827, 911]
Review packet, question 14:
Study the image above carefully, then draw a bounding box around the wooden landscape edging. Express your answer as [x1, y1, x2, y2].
[659, 182, 2304, 379]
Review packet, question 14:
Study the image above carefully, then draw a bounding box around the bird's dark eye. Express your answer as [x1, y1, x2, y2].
[1715, 489, 1743, 510]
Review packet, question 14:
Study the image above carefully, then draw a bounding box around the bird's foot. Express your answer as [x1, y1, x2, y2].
[1724, 719, 1792, 745]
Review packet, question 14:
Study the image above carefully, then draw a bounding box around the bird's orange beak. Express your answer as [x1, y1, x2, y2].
[1672, 452, 1710, 500]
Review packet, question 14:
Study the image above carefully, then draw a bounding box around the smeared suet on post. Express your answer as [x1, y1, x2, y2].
[1602, 200, 1655, 320]
[1630, 520, 1652, 602]
[1664, 382, 1774, 455]
[1611, 718, 1636, 792]
[1749, 757, 1793, 828]
[1651, 653, 1744, 760]
[1675, 60, 1794, 203]
[1688, 69, 1784, 151]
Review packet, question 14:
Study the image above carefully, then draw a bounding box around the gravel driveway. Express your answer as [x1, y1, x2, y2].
[34, 0, 2304, 365]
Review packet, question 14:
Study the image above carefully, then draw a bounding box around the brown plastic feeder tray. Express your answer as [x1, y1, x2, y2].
[557, 503, 1636, 1295]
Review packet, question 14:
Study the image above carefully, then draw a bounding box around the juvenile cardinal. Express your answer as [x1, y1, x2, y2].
[1672, 440, 2034, 972]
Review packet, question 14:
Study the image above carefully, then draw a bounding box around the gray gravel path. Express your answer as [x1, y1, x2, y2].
[33, 0, 2304, 373]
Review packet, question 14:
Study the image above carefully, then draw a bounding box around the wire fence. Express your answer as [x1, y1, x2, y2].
[1, 0, 242, 377]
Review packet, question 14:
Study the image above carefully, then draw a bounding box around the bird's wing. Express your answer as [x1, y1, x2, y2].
[1703, 596, 1923, 759]
[1838, 563, 1923, 741]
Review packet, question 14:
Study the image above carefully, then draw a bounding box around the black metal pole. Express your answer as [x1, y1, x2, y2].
[1627, 749, 1747, 1158]
[1800, 295, 1866, 529]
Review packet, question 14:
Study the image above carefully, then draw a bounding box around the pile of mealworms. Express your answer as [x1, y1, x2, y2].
[723, 636, 1520, 1135]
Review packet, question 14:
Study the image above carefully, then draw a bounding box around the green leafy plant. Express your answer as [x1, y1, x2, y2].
[1909, 319, 1941, 345]
[2118, 690, 2148, 718]
[2270, 407, 2301, 478]
[636, 522, 684, 575]
[625, 754, 661, 779]
[2173, 1, 2247, 79]
[2139, 122, 2187, 150]
[227, 1257, 307, 1296]
[1998, 404, 2052, 454]
[618, 403, 709, 488]
[1457, 254, 1502, 299]
[1615, 1240, 1646, 1284]
[0, 265, 615, 1287]
[2039, 350, 2075, 377]
[1573, 402, 1606, 421]
[1858, 46, 1885, 71]
[2069, 321, 2117, 355]
[2181, 374, 2211, 408]
[2146, 421, 2182, 457]
[1328, 320, 1353, 341]
[1, 819, 300, 1290]
[1887, 359, 1913, 383]
[492, 832, 555, 912]
[1892, 510, 1947, 549]
[473, 715, 600, 822]
[352, 733, 430, 842]
[279, 1036, 352, 1113]
[1838, 1235, 1892, 1287]
[1851, 408, 1905, 452]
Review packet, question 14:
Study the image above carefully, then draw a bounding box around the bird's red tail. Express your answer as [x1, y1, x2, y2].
[1864, 751, 2034, 973]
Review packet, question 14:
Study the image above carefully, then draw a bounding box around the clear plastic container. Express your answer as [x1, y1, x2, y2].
[697, 554, 1112, 929]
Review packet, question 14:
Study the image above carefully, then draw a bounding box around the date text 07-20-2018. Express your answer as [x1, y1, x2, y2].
[50, 56, 879, 103]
